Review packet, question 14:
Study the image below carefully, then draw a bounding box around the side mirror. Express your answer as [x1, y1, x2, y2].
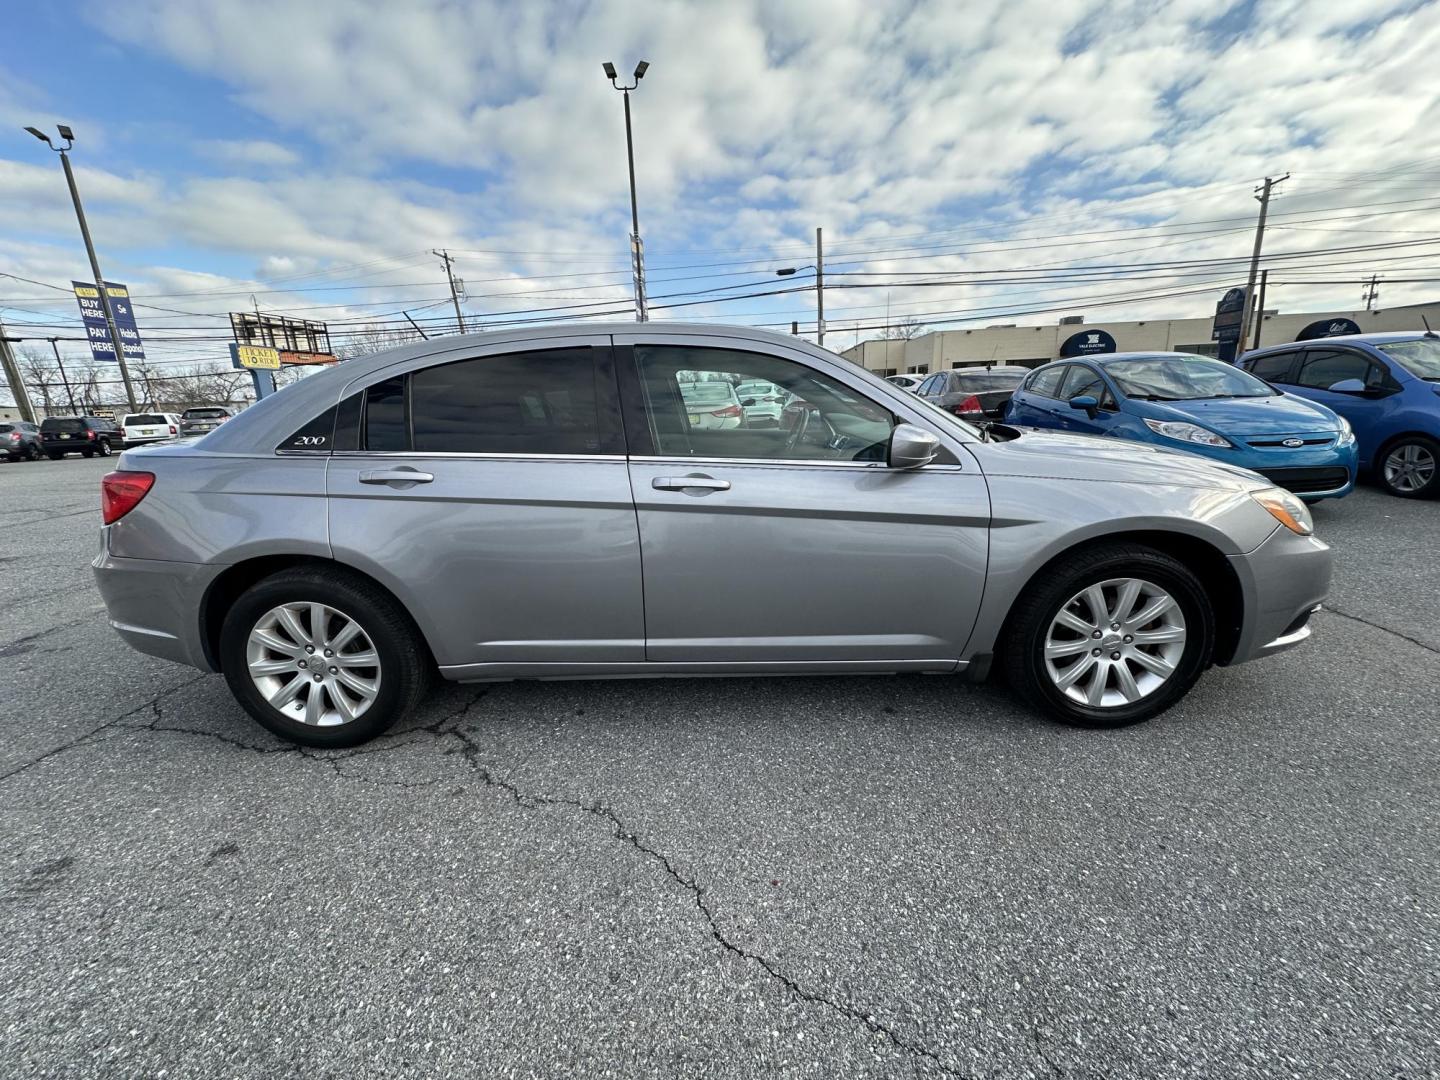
[887, 423, 940, 469]
[1327, 378, 1366, 393]
[1068, 394, 1100, 418]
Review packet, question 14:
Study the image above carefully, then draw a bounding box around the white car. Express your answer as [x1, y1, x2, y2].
[678, 380, 745, 430]
[885, 374, 927, 392]
[735, 379, 788, 427]
[120, 412, 179, 448]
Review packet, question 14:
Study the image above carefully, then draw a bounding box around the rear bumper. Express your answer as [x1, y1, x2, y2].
[92, 545, 219, 671]
[1224, 526, 1333, 666]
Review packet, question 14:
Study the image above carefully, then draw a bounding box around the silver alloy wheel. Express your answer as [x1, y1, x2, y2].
[245, 602, 381, 726]
[1383, 442, 1436, 493]
[1044, 577, 1187, 708]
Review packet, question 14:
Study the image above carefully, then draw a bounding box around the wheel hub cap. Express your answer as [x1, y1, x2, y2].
[1385, 445, 1435, 493]
[245, 602, 381, 726]
[1044, 577, 1187, 709]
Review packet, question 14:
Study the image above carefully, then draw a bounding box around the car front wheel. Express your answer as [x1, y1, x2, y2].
[1378, 436, 1439, 498]
[1001, 543, 1215, 728]
[219, 568, 432, 747]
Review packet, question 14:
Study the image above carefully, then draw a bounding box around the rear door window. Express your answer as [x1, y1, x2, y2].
[1027, 365, 1068, 398]
[1247, 351, 1298, 383]
[410, 347, 620, 455]
[362, 377, 408, 451]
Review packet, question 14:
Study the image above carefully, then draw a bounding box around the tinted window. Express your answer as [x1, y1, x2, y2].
[42, 418, 85, 433]
[1248, 351, 1297, 383]
[1295, 350, 1373, 390]
[635, 345, 894, 463]
[953, 372, 1024, 393]
[279, 405, 338, 452]
[363, 376, 408, 451]
[409, 347, 615, 455]
[183, 408, 229, 420]
[1028, 365, 1067, 398]
[125, 414, 168, 425]
[0, 424, 12, 433]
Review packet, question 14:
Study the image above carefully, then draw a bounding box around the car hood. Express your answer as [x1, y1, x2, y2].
[1139, 393, 1338, 435]
[979, 428, 1268, 490]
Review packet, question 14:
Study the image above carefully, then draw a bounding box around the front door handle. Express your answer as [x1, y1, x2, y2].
[360, 467, 434, 487]
[652, 475, 731, 492]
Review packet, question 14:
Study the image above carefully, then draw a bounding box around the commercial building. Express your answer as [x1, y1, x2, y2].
[840, 299, 1440, 375]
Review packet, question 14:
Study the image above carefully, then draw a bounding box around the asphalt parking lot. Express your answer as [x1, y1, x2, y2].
[1, 454, 1436, 1079]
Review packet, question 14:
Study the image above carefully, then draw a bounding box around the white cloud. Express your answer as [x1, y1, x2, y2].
[199, 139, 300, 168]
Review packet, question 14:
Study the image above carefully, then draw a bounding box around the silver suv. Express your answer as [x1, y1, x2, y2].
[93, 323, 1331, 746]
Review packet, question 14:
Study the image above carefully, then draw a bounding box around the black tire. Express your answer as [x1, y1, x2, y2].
[26, 444, 39, 461]
[999, 543, 1215, 729]
[218, 567, 433, 747]
[1375, 435, 1440, 499]
[96, 438, 112, 457]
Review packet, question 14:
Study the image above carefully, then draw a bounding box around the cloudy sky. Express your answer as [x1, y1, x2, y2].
[4, 0, 1440, 380]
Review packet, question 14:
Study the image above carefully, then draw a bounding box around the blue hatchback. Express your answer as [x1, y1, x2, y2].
[1238, 332, 1440, 498]
[1005, 352, 1357, 501]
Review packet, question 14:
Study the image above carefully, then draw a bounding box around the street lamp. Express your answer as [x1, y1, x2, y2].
[775, 244, 826, 347]
[603, 60, 650, 322]
[24, 124, 139, 411]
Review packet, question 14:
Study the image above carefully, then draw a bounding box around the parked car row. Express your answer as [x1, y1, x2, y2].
[1, 407, 234, 462]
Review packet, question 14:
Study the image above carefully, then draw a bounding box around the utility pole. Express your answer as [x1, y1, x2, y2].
[47, 338, 79, 413]
[433, 249, 466, 333]
[1252, 270, 1269, 350]
[24, 125, 139, 411]
[1363, 274, 1380, 312]
[815, 227, 825, 348]
[603, 60, 650, 321]
[1238, 173, 1287, 354]
[0, 319, 37, 422]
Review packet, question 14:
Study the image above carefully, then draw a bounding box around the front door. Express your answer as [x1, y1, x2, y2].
[326, 339, 644, 673]
[616, 335, 991, 665]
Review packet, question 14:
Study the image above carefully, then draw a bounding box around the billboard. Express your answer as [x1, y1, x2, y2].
[229, 343, 281, 370]
[1296, 318, 1362, 341]
[72, 281, 145, 363]
[229, 311, 335, 364]
[1211, 286, 1249, 363]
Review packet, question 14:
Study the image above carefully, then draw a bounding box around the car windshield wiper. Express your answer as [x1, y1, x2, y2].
[1127, 394, 1181, 401]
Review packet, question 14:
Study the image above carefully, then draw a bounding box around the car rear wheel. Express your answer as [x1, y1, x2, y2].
[96, 438, 112, 457]
[219, 568, 432, 747]
[1378, 436, 1439, 498]
[1000, 544, 1214, 728]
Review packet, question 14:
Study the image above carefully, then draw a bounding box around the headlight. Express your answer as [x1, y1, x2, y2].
[1250, 487, 1314, 536]
[1143, 418, 1233, 448]
[1335, 415, 1355, 446]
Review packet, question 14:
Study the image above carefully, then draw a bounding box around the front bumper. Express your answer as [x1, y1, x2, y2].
[1224, 525, 1333, 666]
[92, 544, 220, 671]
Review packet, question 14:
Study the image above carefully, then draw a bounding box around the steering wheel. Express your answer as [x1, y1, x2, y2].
[784, 403, 818, 453]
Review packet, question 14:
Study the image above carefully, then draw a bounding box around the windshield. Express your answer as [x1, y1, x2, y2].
[1105, 356, 1274, 400]
[184, 408, 228, 419]
[1376, 338, 1440, 380]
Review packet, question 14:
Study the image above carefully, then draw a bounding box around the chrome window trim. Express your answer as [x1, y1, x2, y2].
[627, 454, 964, 471]
[329, 450, 629, 462]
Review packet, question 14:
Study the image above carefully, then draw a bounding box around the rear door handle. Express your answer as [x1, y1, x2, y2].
[360, 467, 434, 486]
[652, 475, 731, 492]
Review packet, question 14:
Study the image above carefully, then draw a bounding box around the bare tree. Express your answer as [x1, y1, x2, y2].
[16, 348, 59, 414]
[340, 322, 424, 359]
[882, 316, 927, 341]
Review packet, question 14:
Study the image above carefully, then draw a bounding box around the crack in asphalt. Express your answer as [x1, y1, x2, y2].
[63, 685, 973, 1077]
[1319, 606, 1439, 656]
[0, 673, 211, 784]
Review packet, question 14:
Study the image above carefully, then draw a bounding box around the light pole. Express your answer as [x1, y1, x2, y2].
[776, 260, 826, 347]
[603, 60, 650, 322]
[24, 124, 139, 411]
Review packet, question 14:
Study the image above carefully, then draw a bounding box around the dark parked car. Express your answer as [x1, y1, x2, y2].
[40, 415, 122, 459]
[2, 420, 42, 461]
[179, 407, 233, 437]
[916, 366, 1028, 420]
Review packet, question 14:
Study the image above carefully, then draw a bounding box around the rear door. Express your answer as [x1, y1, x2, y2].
[615, 333, 990, 665]
[325, 338, 644, 674]
[1289, 347, 1399, 453]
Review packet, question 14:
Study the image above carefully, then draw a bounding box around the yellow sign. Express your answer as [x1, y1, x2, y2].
[232, 344, 281, 370]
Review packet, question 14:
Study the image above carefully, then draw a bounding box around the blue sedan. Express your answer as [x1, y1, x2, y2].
[1005, 352, 1357, 501]
[1239, 332, 1440, 498]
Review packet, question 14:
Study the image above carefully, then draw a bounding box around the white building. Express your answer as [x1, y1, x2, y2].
[840, 299, 1440, 375]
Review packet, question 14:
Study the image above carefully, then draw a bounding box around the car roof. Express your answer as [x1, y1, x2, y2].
[953, 365, 1029, 374]
[1246, 331, 1433, 354]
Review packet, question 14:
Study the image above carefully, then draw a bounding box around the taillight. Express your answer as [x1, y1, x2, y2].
[7, 432, 18, 441]
[101, 471, 155, 525]
[169, 425, 177, 434]
[711, 405, 742, 418]
[952, 395, 982, 415]
[87, 429, 96, 440]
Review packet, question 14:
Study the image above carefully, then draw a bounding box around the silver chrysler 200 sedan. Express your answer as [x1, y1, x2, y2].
[93, 323, 1331, 747]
